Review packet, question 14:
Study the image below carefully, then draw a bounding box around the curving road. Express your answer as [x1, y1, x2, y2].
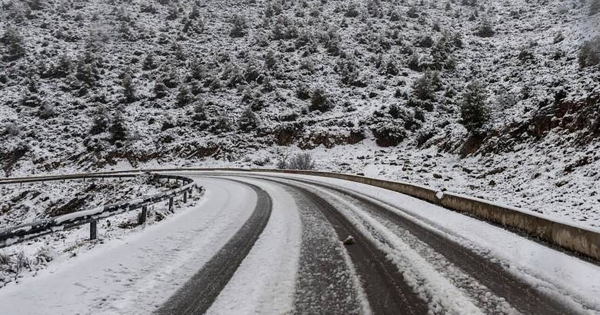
[0, 172, 598, 315]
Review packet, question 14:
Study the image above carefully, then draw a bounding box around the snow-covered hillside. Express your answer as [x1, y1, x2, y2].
[1, 0, 600, 227]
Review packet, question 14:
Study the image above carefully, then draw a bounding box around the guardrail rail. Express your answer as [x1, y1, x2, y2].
[0, 172, 199, 248]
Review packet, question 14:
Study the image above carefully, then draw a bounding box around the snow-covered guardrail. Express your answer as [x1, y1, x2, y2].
[1, 168, 598, 261]
[0, 173, 198, 248]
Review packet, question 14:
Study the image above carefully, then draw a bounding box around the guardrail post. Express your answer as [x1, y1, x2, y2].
[139, 206, 148, 224]
[169, 197, 174, 212]
[90, 220, 97, 240]
[184, 191, 188, 203]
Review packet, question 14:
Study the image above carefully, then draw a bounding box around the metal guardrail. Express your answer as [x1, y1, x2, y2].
[0, 172, 198, 248]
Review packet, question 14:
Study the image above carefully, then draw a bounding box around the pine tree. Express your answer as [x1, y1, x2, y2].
[265, 50, 277, 70]
[190, 57, 206, 80]
[460, 82, 490, 133]
[407, 53, 421, 71]
[412, 71, 442, 101]
[38, 102, 56, 119]
[27, 76, 38, 93]
[166, 4, 179, 21]
[413, 72, 433, 100]
[122, 72, 136, 103]
[238, 107, 260, 131]
[163, 66, 179, 88]
[477, 18, 495, 38]
[192, 100, 207, 122]
[54, 54, 73, 78]
[109, 110, 127, 143]
[90, 106, 109, 135]
[2, 27, 26, 60]
[154, 79, 168, 98]
[29, 0, 44, 10]
[77, 50, 101, 86]
[230, 14, 248, 38]
[176, 85, 192, 107]
[142, 53, 158, 71]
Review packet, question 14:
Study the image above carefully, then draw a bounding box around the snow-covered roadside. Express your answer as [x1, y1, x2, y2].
[206, 177, 302, 315]
[0, 175, 182, 289]
[0, 177, 249, 315]
[250, 172, 600, 313]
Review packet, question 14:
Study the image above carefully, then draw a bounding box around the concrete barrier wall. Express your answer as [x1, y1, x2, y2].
[2, 168, 599, 260]
[248, 169, 600, 261]
[440, 192, 600, 261]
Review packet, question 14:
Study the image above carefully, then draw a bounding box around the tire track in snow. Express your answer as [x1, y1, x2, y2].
[284, 187, 369, 315]
[262, 178, 430, 315]
[282, 176, 579, 315]
[204, 177, 302, 314]
[155, 179, 272, 315]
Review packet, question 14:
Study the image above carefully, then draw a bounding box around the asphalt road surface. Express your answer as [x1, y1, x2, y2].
[156, 173, 591, 315]
[0, 172, 598, 315]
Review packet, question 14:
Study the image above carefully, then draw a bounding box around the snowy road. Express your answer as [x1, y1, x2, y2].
[0, 172, 599, 314]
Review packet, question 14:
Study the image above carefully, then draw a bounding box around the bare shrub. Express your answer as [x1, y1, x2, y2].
[38, 102, 56, 119]
[2, 122, 20, 137]
[495, 91, 519, 109]
[35, 246, 53, 264]
[15, 251, 31, 273]
[279, 153, 316, 170]
[0, 251, 11, 267]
